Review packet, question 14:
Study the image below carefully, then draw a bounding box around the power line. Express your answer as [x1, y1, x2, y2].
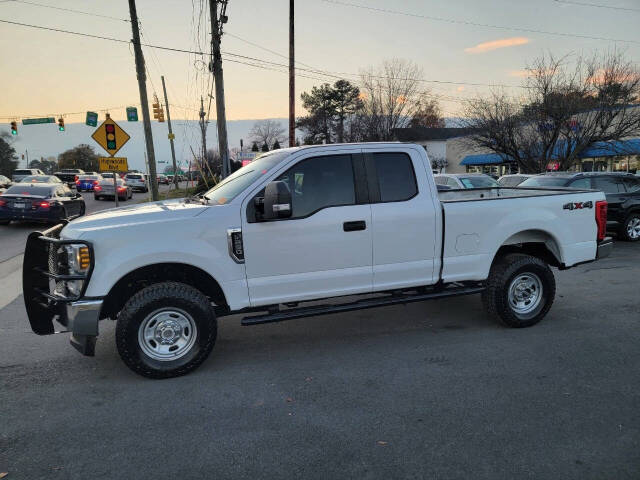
[320, 0, 640, 44]
[553, 0, 640, 12]
[3, 0, 130, 21]
[0, 17, 526, 89]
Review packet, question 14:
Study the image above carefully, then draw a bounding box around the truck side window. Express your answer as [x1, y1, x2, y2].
[276, 154, 355, 219]
[568, 178, 591, 189]
[373, 152, 418, 202]
[622, 177, 640, 193]
[594, 177, 625, 193]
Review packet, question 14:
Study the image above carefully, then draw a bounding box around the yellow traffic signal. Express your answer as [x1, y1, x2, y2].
[58, 117, 65, 132]
[10, 121, 17, 135]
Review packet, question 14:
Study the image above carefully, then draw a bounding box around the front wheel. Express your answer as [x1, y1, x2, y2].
[482, 253, 556, 328]
[620, 213, 640, 242]
[116, 282, 217, 379]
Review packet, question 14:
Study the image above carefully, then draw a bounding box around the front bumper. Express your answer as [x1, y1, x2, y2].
[596, 236, 613, 259]
[23, 224, 101, 356]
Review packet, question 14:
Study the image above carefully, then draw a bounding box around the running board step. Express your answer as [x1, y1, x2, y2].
[241, 285, 484, 326]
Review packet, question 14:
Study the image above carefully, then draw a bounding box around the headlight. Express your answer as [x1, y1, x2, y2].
[65, 244, 91, 273]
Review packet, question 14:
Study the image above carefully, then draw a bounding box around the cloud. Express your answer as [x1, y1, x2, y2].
[465, 37, 530, 54]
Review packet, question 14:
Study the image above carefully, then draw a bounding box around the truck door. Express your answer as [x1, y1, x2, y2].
[362, 147, 439, 291]
[241, 150, 373, 307]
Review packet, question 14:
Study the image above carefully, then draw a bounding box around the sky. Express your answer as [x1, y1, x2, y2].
[1, 0, 639, 165]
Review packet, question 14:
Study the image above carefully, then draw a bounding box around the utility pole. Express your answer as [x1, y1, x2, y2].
[289, 0, 295, 147]
[128, 0, 159, 201]
[209, 0, 230, 178]
[161, 75, 179, 189]
[199, 96, 207, 176]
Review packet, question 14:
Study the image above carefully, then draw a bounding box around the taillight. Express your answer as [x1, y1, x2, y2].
[94, 186, 102, 192]
[74, 175, 79, 182]
[39, 201, 50, 209]
[595, 200, 607, 242]
[76, 179, 80, 184]
[0, 199, 6, 207]
[117, 186, 126, 192]
[93, 180, 98, 185]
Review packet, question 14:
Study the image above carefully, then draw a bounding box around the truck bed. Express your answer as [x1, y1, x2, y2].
[437, 186, 593, 202]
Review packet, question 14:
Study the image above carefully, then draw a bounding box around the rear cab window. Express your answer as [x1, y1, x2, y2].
[371, 152, 417, 202]
[593, 177, 625, 193]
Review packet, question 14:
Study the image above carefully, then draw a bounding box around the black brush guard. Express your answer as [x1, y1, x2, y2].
[22, 223, 94, 335]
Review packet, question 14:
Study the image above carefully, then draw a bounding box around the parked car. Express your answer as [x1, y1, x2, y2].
[166, 174, 174, 183]
[124, 173, 148, 192]
[12, 168, 45, 183]
[22, 143, 611, 378]
[20, 175, 62, 184]
[434, 173, 500, 189]
[498, 174, 536, 187]
[157, 174, 170, 185]
[0, 183, 85, 225]
[94, 178, 132, 201]
[54, 169, 85, 187]
[76, 174, 103, 191]
[520, 172, 640, 241]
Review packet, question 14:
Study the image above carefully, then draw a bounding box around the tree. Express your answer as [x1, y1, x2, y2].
[251, 142, 259, 152]
[249, 119, 286, 148]
[261, 142, 269, 152]
[58, 144, 100, 172]
[297, 79, 363, 144]
[29, 157, 58, 174]
[359, 59, 435, 140]
[0, 132, 18, 177]
[410, 97, 445, 128]
[272, 139, 281, 150]
[464, 51, 640, 173]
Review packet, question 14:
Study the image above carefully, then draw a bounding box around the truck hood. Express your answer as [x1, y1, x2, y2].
[61, 199, 208, 238]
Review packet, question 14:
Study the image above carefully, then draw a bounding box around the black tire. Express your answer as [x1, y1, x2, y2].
[94, 196, 100, 201]
[482, 253, 556, 328]
[619, 213, 640, 242]
[116, 282, 217, 379]
[119, 195, 127, 201]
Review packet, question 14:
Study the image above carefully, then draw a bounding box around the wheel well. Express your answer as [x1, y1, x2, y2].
[493, 230, 562, 268]
[100, 263, 227, 320]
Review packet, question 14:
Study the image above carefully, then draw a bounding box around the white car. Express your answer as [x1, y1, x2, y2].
[23, 143, 611, 378]
[434, 173, 499, 189]
[498, 174, 536, 187]
[12, 168, 45, 183]
[124, 173, 149, 192]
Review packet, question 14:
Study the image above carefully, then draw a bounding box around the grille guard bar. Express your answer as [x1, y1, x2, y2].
[22, 223, 95, 335]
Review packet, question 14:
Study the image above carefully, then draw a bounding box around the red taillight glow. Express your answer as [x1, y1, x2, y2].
[94, 186, 102, 192]
[117, 186, 126, 192]
[0, 199, 6, 207]
[39, 201, 50, 209]
[74, 175, 79, 182]
[595, 200, 607, 242]
[75, 179, 80, 184]
[93, 180, 98, 185]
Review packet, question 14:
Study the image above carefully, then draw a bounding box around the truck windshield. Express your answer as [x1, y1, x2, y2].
[203, 151, 290, 205]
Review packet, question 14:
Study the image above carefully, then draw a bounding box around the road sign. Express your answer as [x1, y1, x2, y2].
[22, 117, 55, 125]
[91, 117, 130, 156]
[86, 111, 98, 127]
[99, 157, 128, 172]
[126, 107, 138, 122]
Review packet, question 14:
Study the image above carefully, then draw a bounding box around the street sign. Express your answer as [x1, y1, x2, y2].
[22, 117, 55, 125]
[86, 111, 98, 127]
[99, 157, 128, 172]
[126, 107, 138, 122]
[91, 117, 130, 156]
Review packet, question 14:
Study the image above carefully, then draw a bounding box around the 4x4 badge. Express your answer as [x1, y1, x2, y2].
[563, 201, 593, 210]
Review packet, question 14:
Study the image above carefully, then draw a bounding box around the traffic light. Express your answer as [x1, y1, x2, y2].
[105, 123, 116, 150]
[10, 121, 17, 135]
[58, 117, 65, 131]
[152, 99, 164, 122]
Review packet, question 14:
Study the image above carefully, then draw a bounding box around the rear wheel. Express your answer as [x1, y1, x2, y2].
[620, 213, 640, 242]
[116, 282, 217, 379]
[482, 253, 555, 328]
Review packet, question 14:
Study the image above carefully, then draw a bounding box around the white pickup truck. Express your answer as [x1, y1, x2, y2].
[23, 143, 612, 378]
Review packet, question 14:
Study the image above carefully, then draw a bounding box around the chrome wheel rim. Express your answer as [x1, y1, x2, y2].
[508, 273, 543, 315]
[627, 217, 640, 239]
[138, 308, 197, 361]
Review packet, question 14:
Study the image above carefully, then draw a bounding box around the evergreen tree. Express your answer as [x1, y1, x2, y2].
[261, 142, 269, 152]
[272, 139, 281, 150]
[251, 142, 259, 152]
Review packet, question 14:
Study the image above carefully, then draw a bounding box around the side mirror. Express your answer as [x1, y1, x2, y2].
[263, 180, 292, 220]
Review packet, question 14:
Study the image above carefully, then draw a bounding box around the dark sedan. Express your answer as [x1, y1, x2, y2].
[0, 183, 85, 225]
[76, 174, 103, 191]
[520, 172, 640, 241]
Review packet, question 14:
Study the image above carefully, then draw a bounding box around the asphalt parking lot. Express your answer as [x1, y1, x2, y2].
[1, 209, 638, 478]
